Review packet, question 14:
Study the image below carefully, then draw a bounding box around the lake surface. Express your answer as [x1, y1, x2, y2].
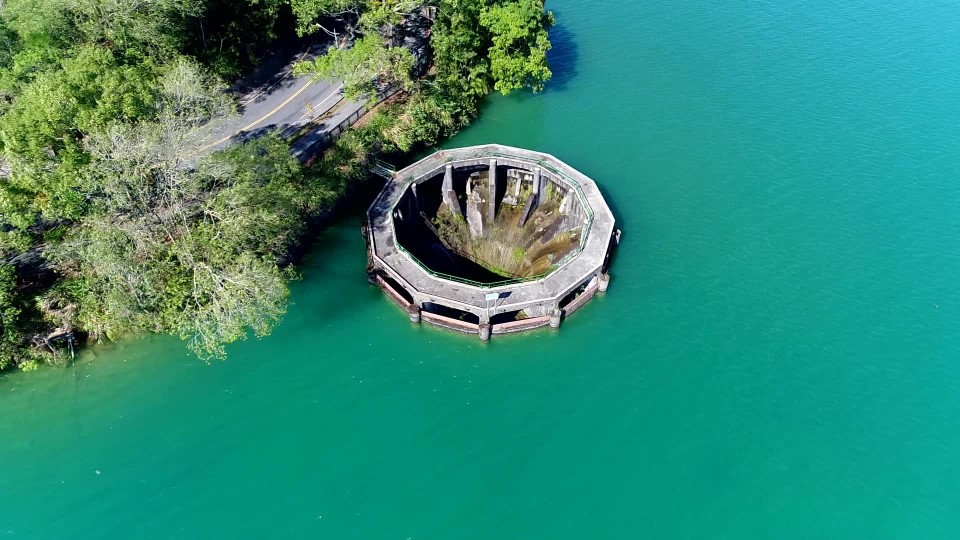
[3, 0, 959, 537]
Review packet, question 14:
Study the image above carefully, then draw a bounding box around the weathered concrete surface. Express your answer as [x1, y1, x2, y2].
[376, 275, 412, 309]
[492, 316, 551, 334]
[367, 144, 617, 327]
[407, 304, 421, 323]
[441, 164, 461, 217]
[421, 311, 478, 334]
[466, 191, 484, 238]
[478, 322, 491, 341]
[598, 273, 611, 293]
[563, 284, 599, 316]
[487, 159, 497, 222]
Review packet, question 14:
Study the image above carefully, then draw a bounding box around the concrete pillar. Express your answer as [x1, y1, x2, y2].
[466, 191, 484, 238]
[487, 159, 497, 222]
[598, 273, 610, 293]
[478, 322, 491, 342]
[532, 167, 544, 212]
[442, 164, 461, 217]
[559, 189, 571, 215]
[407, 304, 421, 323]
[549, 308, 562, 329]
[443, 164, 453, 187]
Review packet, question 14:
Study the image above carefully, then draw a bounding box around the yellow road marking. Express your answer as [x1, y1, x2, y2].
[238, 50, 312, 106]
[292, 84, 345, 124]
[202, 79, 315, 150]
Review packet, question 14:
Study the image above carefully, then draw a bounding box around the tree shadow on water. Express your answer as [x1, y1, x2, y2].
[546, 22, 579, 93]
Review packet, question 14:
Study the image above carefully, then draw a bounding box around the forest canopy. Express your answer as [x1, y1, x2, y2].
[0, 0, 554, 371]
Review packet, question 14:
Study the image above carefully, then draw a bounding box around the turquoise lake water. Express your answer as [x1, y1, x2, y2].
[3, 0, 960, 537]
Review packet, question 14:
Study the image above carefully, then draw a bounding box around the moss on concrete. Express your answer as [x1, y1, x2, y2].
[433, 196, 581, 279]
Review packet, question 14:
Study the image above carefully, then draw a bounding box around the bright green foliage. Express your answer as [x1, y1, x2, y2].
[61, 123, 307, 359]
[296, 34, 415, 99]
[60, 47, 157, 134]
[432, 0, 486, 90]
[0, 264, 26, 370]
[292, 0, 554, 123]
[290, 0, 360, 36]
[480, 0, 553, 94]
[0, 46, 158, 227]
[1, 0, 76, 56]
[51, 65, 306, 360]
[0, 0, 557, 369]
[0, 0, 314, 366]
[67, 0, 202, 61]
[0, 20, 17, 76]
[378, 93, 456, 151]
[427, 0, 553, 128]
[429, 0, 490, 124]
[356, 0, 421, 33]
[0, 74, 88, 223]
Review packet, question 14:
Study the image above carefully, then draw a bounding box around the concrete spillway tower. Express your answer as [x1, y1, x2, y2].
[364, 144, 619, 340]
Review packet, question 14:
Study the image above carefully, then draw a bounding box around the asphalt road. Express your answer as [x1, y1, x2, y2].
[205, 44, 366, 159]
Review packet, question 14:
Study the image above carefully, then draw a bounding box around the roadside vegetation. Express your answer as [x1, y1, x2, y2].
[0, 0, 554, 370]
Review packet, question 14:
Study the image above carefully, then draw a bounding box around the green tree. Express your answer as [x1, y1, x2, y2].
[428, 0, 489, 125]
[185, 0, 292, 77]
[0, 264, 26, 370]
[295, 33, 414, 99]
[1, 0, 76, 53]
[380, 93, 455, 151]
[53, 62, 307, 359]
[289, 0, 360, 37]
[68, 0, 202, 61]
[0, 18, 18, 75]
[61, 130, 299, 358]
[480, 0, 553, 94]
[0, 0, 559, 369]
[0, 46, 158, 227]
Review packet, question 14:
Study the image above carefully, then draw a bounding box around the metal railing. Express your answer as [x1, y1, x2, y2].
[370, 158, 396, 179]
[386, 147, 596, 289]
[295, 87, 402, 161]
[321, 107, 366, 142]
[321, 86, 401, 144]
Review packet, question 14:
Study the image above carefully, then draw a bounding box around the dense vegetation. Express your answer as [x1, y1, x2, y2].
[0, 0, 553, 370]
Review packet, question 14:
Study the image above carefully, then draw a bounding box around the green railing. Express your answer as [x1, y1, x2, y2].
[387, 147, 595, 289]
[371, 157, 396, 173]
